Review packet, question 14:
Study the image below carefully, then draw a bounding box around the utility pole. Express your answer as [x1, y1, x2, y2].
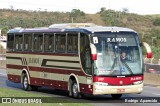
[71, 17, 74, 23]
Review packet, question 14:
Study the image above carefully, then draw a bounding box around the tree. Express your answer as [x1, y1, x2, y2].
[122, 8, 129, 13]
[153, 18, 160, 26]
[70, 9, 85, 18]
[69, 9, 86, 23]
[100, 7, 106, 13]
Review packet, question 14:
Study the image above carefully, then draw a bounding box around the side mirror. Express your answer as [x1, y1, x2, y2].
[90, 43, 97, 60]
[142, 42, 152, 58]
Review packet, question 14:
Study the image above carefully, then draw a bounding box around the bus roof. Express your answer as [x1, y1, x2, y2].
[8, 23, 136, 34]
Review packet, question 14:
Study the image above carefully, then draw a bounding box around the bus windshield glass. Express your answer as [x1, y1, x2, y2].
[92, 32, 142, 76]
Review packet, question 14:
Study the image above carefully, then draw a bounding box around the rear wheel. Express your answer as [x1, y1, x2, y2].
[111, 94, 122, 99]
[22, 74, 31, 91]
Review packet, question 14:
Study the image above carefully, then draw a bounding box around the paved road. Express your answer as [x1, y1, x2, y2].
[0, 69, 160, 106]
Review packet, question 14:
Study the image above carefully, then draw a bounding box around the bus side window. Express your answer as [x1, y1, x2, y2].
[33, 34, 43, 52]
[80, 34, 92, 75]
[55, 34, 66, 52]
[44, 34, 54, 52]
[67, 34, 78, 53]
[15, 34, 23, 51]
[24, 34, 32, 51]
[7, 34, 14, 51]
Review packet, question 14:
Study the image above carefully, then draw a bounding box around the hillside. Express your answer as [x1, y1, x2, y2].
[0, 8, 160, 60]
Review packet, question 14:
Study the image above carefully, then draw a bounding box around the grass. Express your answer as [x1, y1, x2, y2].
[0, 88, 91, 106]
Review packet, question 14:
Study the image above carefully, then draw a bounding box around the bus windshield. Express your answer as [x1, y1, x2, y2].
[92, 32, 143, 76]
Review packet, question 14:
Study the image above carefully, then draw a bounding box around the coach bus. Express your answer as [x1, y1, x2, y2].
[6, 23, 152, 99]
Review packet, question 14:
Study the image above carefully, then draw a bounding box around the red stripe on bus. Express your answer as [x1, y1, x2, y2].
[7, 74, 21, 83]
[7, 64, 27, 69]
[29, 66, 86, 76]
[30, 77, 92, 94]
[93, 75, 143, 85]
[6, 51, 78, 56]
[6, 64, 86, 76]
[7, 74, 92, 94]
[79, 83, 93, 94]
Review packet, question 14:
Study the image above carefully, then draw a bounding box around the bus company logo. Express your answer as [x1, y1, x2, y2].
[107, 38, 127, 43]
[131, 77, 142, 81]
[119, 81, 123, 85]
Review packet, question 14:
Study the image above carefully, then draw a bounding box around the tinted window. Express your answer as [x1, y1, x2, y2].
[24, 34, 32, 51]
[7, 34, 14, 50]
[55, 34, 66, 52]
[44, 34, 54, 52]
[33, 34, 43, 52]
[15, 34, 23, 51]
[67, 34, 78, 53]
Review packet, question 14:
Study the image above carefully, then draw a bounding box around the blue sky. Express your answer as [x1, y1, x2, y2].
[0, 0, 160, 15]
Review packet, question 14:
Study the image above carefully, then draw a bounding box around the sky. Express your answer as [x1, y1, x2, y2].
[0, 0, 160, 15]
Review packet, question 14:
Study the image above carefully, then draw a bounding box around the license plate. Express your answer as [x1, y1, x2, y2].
[117, 89, 125, 93]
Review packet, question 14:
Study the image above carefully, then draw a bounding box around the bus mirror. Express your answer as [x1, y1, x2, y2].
[142, 42, 152, 58]
[90, 43, 97, 60]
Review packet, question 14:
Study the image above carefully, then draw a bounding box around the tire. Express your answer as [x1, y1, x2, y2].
[22, 74, 31, 91]
[111, 94, 122, 99]
[71, 80, 80, 99]
[31, 85, 38, 91]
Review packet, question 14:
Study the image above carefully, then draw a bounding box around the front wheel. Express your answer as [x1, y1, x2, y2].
[71, 80, 81, 98]
[111, 94, 122, 99]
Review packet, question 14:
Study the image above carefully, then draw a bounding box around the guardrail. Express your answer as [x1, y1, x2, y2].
[144, 72, 160, 86]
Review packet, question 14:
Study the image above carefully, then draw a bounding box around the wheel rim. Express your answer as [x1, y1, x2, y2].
[23, 77, 28, 89]
[73, 83, 78, 96]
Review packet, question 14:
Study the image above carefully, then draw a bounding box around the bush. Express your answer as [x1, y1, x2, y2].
[153, 18, 160, 26]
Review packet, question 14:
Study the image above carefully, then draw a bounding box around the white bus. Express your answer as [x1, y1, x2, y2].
[6, 23, 151, 99]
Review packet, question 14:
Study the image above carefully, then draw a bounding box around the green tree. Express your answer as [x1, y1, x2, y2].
[153, 18, 160, 26]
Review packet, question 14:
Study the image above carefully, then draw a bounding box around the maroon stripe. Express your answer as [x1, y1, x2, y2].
[30, 77, 92, 94]
[7, 64, 86, 76]
[6, 51, 78, 56]
[29, 66, 86, 76]
[8, 74, 21, 83]
[7, 64, 27, 70]
[8, 74, 92, 94]
[79, 83, 93, 94]
[30, 77, 68, 90]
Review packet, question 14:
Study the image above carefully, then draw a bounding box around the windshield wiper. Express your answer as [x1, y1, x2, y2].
[121, 60, 134, 75]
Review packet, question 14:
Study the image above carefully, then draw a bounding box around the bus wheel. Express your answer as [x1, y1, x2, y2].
[71, 80, 80, 98]
[111, 94, 122, 99]
[31, 85, 38, 91]
[22, 74, 31, 91]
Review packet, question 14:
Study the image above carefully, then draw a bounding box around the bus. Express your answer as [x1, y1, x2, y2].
[6, 23, 152, 99]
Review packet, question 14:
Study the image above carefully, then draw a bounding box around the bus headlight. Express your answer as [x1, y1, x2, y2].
[94, 82, 108, 86]
[133, 81, 143, 85]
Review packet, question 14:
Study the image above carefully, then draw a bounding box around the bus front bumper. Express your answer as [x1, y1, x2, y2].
[93, 82, 143, 95]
